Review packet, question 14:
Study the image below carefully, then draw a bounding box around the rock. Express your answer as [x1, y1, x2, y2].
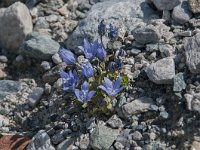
[133, 25, 161, 45]
[41, 61, 51, 71]
[145, 57, 175, 84]
[122, 97, 154, 116]
[52, 53, 62, 64]
[131, 131, 143, 141]
[114, 142, 125, 149]
[107, 115, 124, 129]
[20, 32, 60, 60]
[0, 80, 27, 100]
[190, 141, 200, 150]
[34, 17, 50, 31]
[79, 134, 90, 150]
[152, 0, 181, 10]
[45, 15, 58, 23]
[27, 130, 55, 150]
[56, 138, 75, 150]
[26, 0, 42, 8]
[51, 133, 64, 145]
[172, 0, 192, 25]
[65, 0, 158, 51]
[159, 44, 174, 57]
[90, 124, 120, 150]
[42, 62, 67, 84]
[0, 2, 32, 52]
[27, 87, 44, 107]
[189, 0, 200, 14]
[185, 94, 200, 113]
[184, 33, 200, 74]
[173, 73, 186, 92]
[0, 115, 9, 127]
[0, 56, 8, 63]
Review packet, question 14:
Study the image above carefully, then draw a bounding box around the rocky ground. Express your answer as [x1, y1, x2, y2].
[0, 0, 200, 150]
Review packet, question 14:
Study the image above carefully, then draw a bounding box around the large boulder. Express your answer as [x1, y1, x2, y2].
[0, 2, 32, 52]
[20, 32, 60, 60]
[184, 33, 200, 74]
[145, 57, 175, 84]
[152, 0, 181, 10]
[65, 0, 158, 52]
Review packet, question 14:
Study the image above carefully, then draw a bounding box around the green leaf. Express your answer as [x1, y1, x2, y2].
[82, 103, 88, 108]
[121, 75, 129, 87]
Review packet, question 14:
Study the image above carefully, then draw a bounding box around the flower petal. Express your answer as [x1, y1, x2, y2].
[98, 85, 107, 92]
[81, 81, 89, 92]
[113, 76, 122, 90]
[74, 89, 81, 102]
[87, 91, 96, 101]
[59, 70, 69, 79]
[104, 77, 113, 89]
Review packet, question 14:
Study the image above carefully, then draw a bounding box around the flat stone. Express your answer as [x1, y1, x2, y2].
[145, 57, 175, 84]
[65, 0, 158, 52]
[27, 130, 55, 150]
[27, 87, 44, 107]
[189, 0, 200, 14]
[173, 73, 186, 92]
[172, 0, 192, 24]
[56, 138, 75, 150]
[90, 125, 120, 150]
[184, 33, 200, 74]
[0, 80, 27, 100]
[133, 25, 161, 44]
[122, 97, 154, 116]
[0, 2, 32, 52]
[20, 32, 60, 60]
[152, 0, 181, 10]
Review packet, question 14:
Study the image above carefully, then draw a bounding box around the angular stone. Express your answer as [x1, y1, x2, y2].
[65, 0, 158, 52]
[20, 32, 60, 60]
[152, 0, 181, 10]
[184, 33, 200, 74]
[133, 25, 161, 44]
[27, 130, 55, 150]
[0, 2, 32, 52]
[27, 87, 44, 107]
[122, 97, 154, 116]
[56, 138, 75, 150]
[191, 141, 200, 150]
[90, 125, 120, 150]
[173, 73, 186, 92]
[189, 0, 200, 14]
[107, 115, 124, 129]
[146, 57, 175, 84]
[172, 0, 192, 24]
[0, 80, 27, 100]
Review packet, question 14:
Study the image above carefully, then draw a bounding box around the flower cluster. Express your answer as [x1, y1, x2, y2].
[59, 21, 127, 112]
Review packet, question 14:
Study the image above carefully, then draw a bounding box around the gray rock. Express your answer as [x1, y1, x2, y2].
[133, 25, 161, 44]
[159, 44, 174, 57]
[27, 130, 55, 150]
[26, 0, 42, 8]
[114, 142, 125, 149]
[0, 55, 8, 63]
[172, 0, 192, 24]
[90, 125, 120, 150]
[57, 138, 75, 150]
[145, 57, 175, 84]
[51, 133, 64, 145]
[152, 0, 181, 10]
[45, 15, 58, 23]
[173, 73, 186, 92]
[122, 97, 154, 116]
[41, 61, 51, 71]
[79, 134, 90, 150]
[0, 115, 9, 127]
[188, 0, 200, 14]
[185, 93, 200, 113]
[0, 80, 27, 100]
[131, 131, 143, 141]
[27, 87, 44, 107]
[65, 0, 158, 51]
[184, 33, 200, 74]
[0, 2, 32, 52]
[34, 17, 50, 30]
[20, 32, 60, 60]
[107, 115, 124, 129]
[52, 53, 62, 64]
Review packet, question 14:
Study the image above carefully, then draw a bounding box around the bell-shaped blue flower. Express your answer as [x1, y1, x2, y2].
[60, 70, 79, 90]
[59, 47, 76, 65]
[81, 60, 94, 78]
[108, 24, 118, 40]
[74, 81, 96, 103]
[93, 40, 107, 60]
[98, 20, 106, 37]
[98, 76, 123, 97]
[78, 39, 96, 60]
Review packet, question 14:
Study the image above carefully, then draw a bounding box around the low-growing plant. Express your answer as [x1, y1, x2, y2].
[59, 20, 128, 115]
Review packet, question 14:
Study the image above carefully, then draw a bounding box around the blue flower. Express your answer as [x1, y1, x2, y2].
[98, 20, 106, 37]
[108, 24, 118, 40]
[108, 61, 116, 73]
[118, 48, 125, 57]
[116, 59, 122, 70]
[59, 47, 76, 65]
[59, 70, 79, 90]
[98, 76, 123, 97]
[74, 81, 96, 103]
[93, 40, 107, 60]
[78, 39, 96, 60]
[81, 60, 94, 78]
